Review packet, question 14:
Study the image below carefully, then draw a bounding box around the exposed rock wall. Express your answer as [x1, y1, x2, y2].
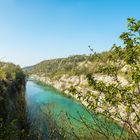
[0, 78, 28, 135]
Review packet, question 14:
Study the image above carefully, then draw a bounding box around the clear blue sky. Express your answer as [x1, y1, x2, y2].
[0, 0, 140, 67]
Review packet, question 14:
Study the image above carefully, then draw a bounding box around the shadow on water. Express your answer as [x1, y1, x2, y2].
[26, 81, 131, 140]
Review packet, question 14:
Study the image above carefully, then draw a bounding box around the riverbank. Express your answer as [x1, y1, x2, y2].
[30, 73, 140, 135]
[26, 81, 130, 140]
[30, 73, 128, 106]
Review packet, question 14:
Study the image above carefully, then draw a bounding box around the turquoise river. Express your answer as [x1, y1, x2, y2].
[25, 81, 129, 140]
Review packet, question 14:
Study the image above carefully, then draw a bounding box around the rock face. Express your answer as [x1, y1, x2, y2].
[0, 78, 27, 129]
[0, 62, 28, 139]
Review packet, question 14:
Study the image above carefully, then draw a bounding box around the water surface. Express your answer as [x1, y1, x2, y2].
[26, 81, 128, 139]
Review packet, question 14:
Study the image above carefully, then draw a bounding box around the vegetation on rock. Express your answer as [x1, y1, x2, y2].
[0, 62, 28, 140]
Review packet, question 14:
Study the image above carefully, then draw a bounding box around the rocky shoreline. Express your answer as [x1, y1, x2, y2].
[30, 74, 140, 133]
[30, 74, 128, 105]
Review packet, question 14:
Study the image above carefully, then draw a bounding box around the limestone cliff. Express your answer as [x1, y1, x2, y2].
[0, 62, 28, 139]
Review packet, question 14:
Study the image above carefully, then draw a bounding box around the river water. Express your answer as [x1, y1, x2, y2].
[25, 81, 128, 140]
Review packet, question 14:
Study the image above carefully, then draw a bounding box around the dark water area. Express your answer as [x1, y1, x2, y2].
[25, 81, 128, 140]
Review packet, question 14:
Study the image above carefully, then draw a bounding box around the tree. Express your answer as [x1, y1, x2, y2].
[85, 18, 140, 139]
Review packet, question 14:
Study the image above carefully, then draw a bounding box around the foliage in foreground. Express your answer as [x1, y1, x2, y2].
[81, 18, 140, 139]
